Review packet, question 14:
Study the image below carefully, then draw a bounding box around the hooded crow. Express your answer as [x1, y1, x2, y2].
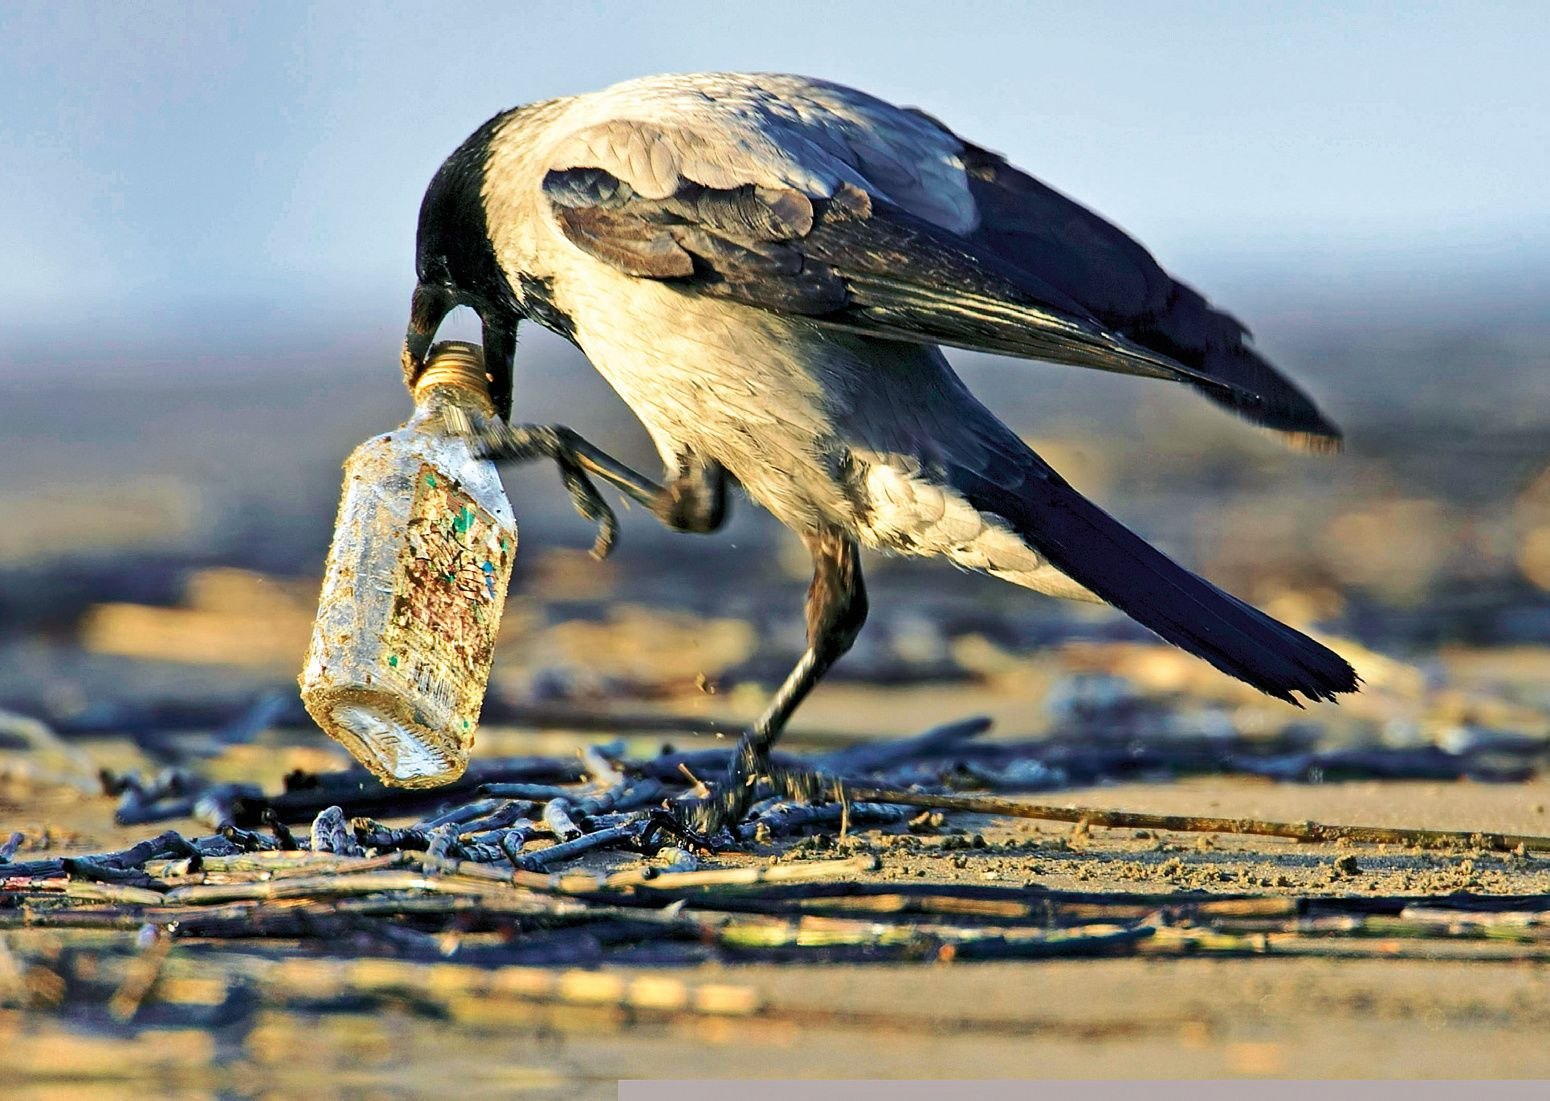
[402, 72, 1359, 834]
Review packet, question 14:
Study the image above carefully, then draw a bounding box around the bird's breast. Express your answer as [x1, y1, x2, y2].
[543, 251, 869, 531]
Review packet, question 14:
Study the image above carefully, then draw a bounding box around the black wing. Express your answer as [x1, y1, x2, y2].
[953, 140, 1338, 447]
[543, 156, 1339, 447]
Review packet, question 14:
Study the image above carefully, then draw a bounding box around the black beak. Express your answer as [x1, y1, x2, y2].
[480, 316, 517, 422]
[401, 282, 456, 389]
[402, 282, 517, 421]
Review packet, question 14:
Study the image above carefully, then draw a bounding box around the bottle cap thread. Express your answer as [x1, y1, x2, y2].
[414, 341, 494, 410]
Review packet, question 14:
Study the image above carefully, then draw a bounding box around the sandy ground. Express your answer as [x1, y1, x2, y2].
[16, 952, 1527, 1094]
[7, 743, 1550, 1094]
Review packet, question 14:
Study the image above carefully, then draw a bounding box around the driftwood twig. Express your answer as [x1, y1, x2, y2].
[843, 785, 1550, 854]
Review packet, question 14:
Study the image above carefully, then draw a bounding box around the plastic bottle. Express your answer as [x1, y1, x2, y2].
[299, 341, 517, 787]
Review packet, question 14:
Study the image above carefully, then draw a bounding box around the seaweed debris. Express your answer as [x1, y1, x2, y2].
[7, 715, 1550, 990]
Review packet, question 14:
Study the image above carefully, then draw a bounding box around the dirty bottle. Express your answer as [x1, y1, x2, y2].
[300, 341, 517, 787]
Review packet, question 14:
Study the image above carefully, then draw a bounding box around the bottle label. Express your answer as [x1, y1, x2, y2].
[381, 462, 516, 725]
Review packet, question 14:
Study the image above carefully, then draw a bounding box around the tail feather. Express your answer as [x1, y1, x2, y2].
[953, 462, 1359, 704]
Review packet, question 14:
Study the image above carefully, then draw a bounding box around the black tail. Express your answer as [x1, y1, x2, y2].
[953, 460, 1359, 705]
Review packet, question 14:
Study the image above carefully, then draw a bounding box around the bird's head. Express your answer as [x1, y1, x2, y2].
[403, 114, 524, 419]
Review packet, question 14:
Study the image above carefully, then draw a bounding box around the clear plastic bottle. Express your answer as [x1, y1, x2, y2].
[299, 341, 517, 788]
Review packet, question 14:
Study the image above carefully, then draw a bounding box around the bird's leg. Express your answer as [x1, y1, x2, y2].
[445, 409, 663, 558]
[651, 452, 729, 534]
[449, 408, 735, 556]
[684, 528, 868, 838]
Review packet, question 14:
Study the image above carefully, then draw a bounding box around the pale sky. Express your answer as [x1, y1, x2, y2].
[3, 1, 1546, 346]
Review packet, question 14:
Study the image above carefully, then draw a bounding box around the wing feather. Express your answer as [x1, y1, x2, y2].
[544, 163, 1235, 393]
[955, 140, 1340, 444]
[536, 81, 1340, 445]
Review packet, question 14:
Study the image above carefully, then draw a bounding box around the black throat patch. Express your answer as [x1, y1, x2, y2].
[514, 273, 577, 344]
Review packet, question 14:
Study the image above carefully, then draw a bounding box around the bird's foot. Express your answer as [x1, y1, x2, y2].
[669, 736, 844, 846]
[638, 807, 717, 856]
[447, 412, 621, 558]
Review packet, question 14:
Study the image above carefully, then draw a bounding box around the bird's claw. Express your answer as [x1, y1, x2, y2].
[670, 736, 843, 845]
[451, 413, 620, 559]
[638, 807, 718, 855]
[553, 458, 619, 560]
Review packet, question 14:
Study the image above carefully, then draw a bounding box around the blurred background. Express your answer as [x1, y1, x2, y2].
[3, 1, 1548, 744]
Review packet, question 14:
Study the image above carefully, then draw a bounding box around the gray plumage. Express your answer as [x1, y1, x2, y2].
[404, 72, 1358, 778]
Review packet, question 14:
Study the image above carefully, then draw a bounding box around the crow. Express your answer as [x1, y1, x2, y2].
[400, 72, 1358, 835]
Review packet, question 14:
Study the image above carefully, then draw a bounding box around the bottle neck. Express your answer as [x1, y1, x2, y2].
[412, 342, 495, 421]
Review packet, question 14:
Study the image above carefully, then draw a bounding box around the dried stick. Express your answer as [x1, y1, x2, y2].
[510, 824, 637, 872]
[543, 799, 584, 842]
[1139, 925, 1550, 961]
[418, 798, 507, 830]
[841, 785, 1550, 854]
[605, 853, 881, 892]
[739, 801, 906, 843]
[506, 853, 881, 895]
[456, 801, 533, 837]
[580, 744, 624, 790]
[511, 824, 638, 874]
[309, 806, 364, 857]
